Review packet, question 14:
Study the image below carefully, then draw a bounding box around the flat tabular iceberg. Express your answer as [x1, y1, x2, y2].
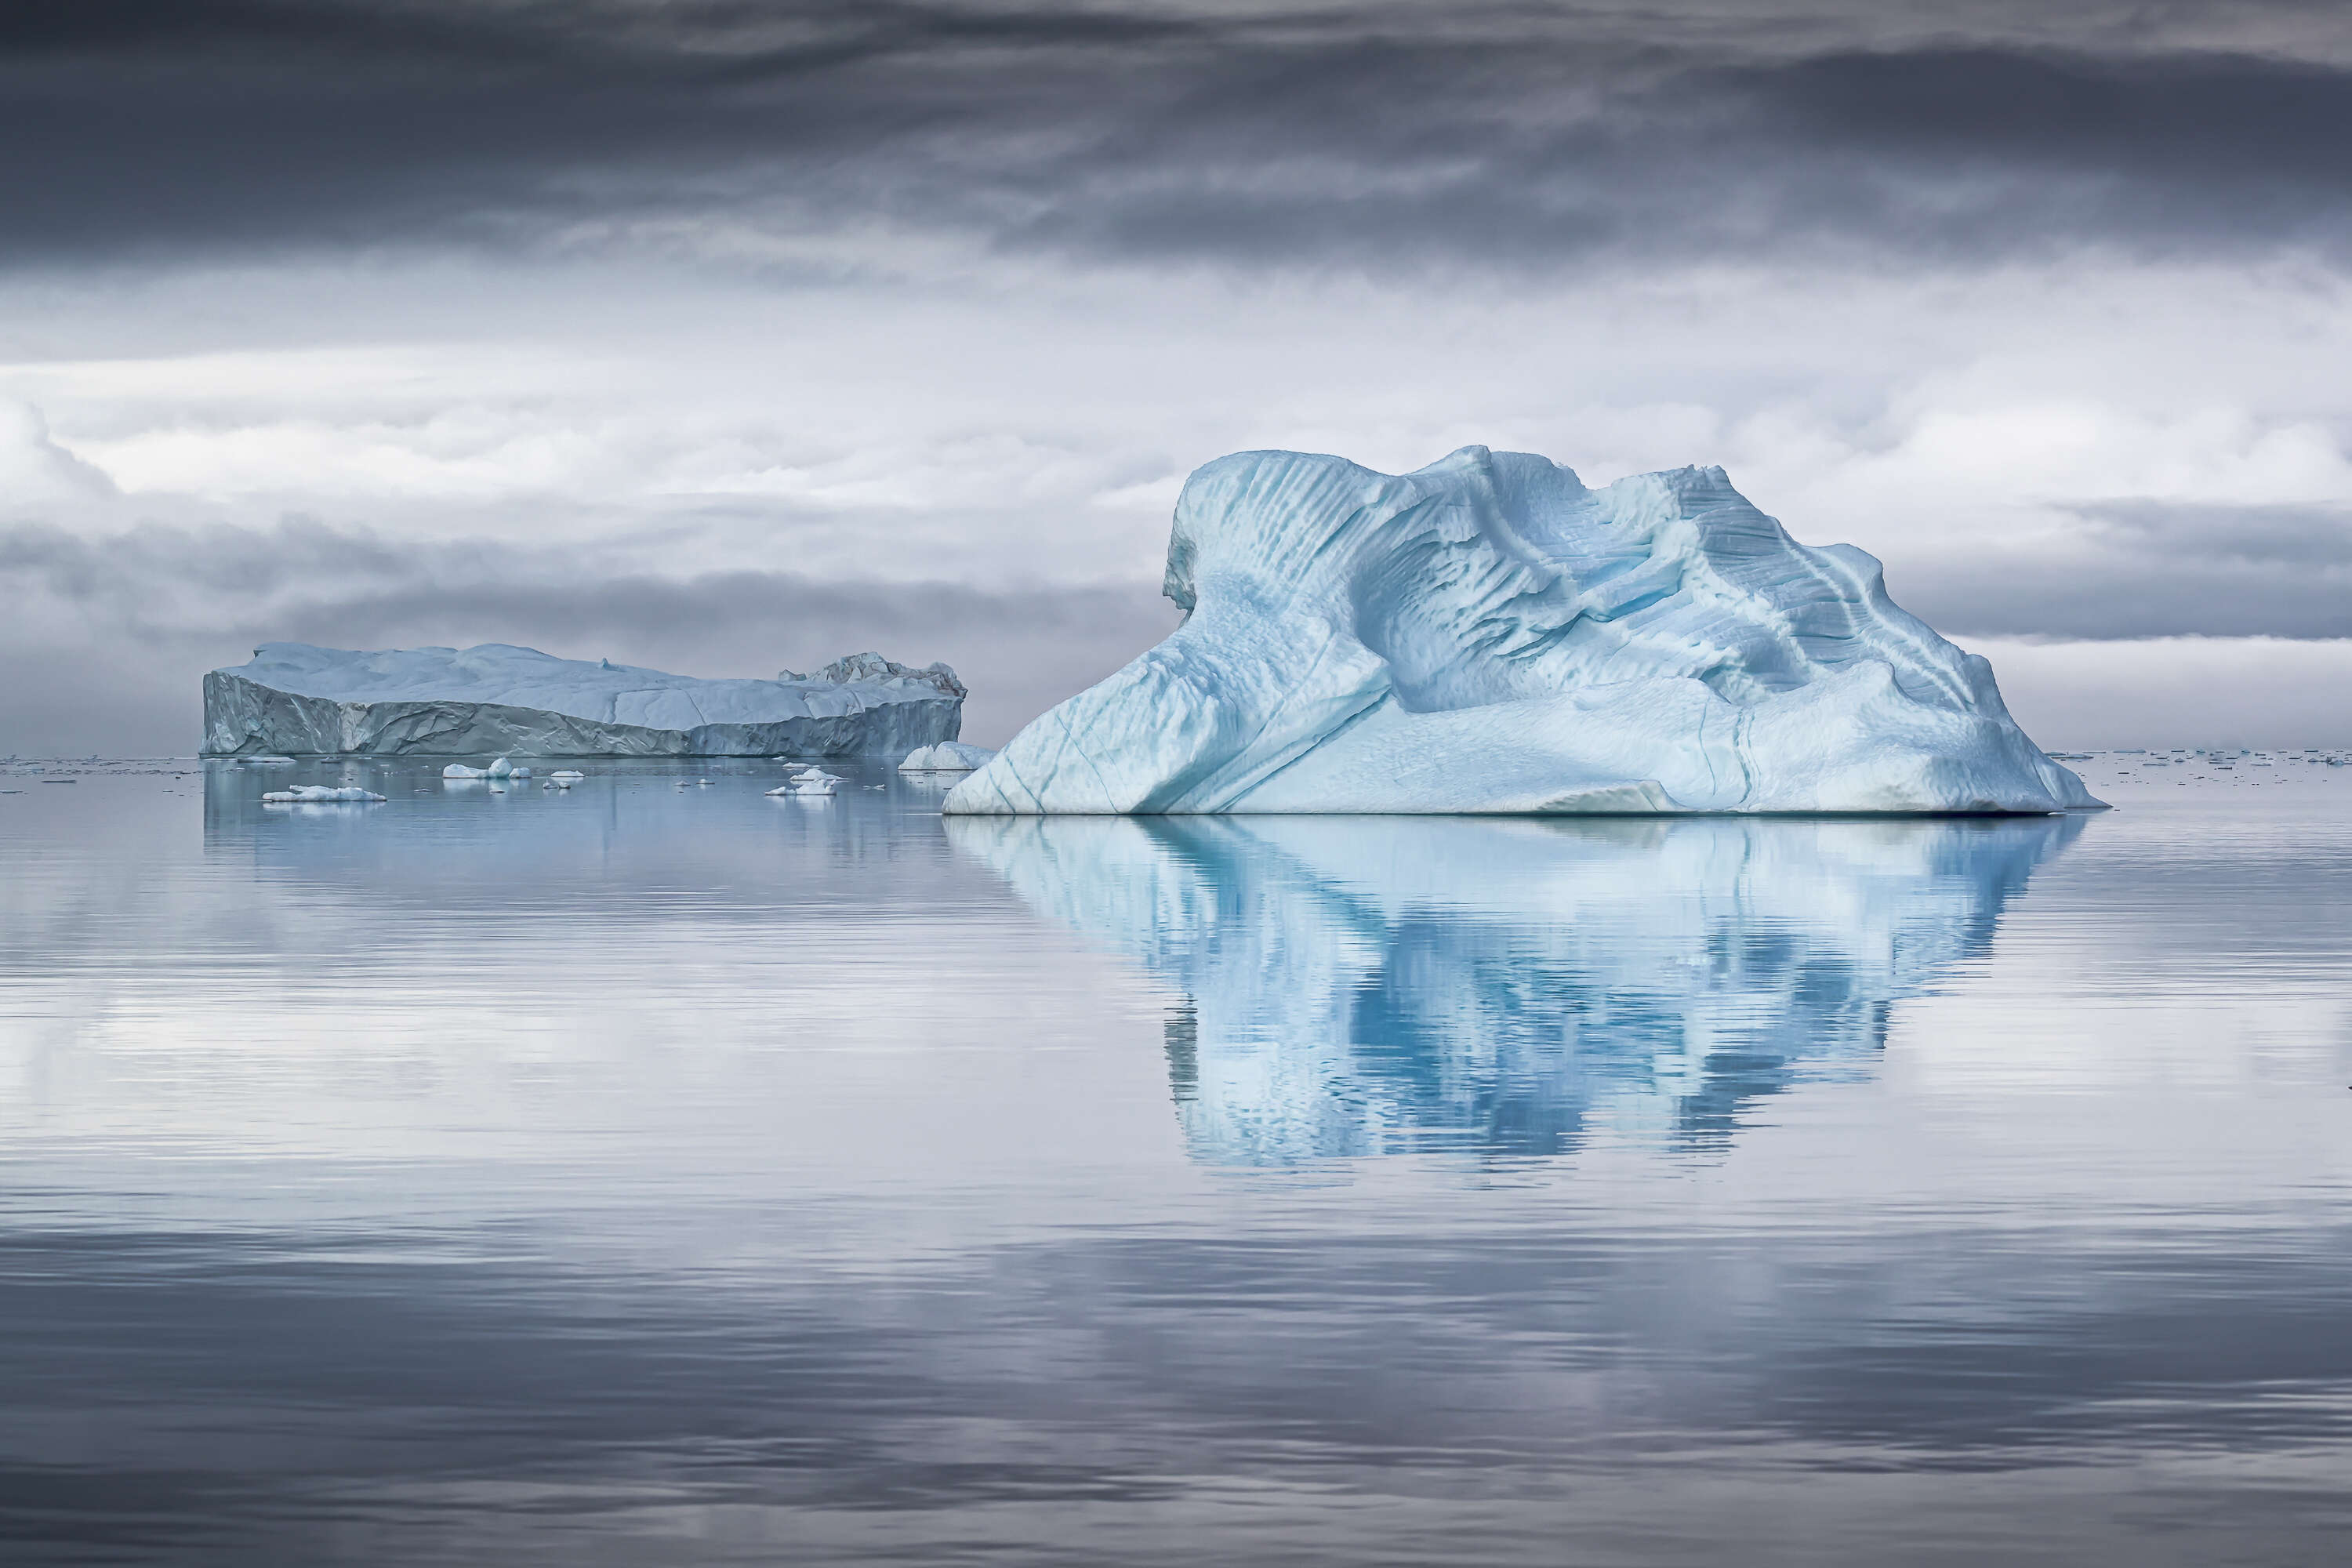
[205, 644, 966, 758]
[946, 447, 2100, 815]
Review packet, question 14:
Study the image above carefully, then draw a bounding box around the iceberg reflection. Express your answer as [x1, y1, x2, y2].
[950, 814, 2083, 1163]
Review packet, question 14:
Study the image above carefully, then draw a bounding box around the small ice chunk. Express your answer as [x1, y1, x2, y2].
[443, 762, 488, 779]
[900, 742, 996, 773]
[239, 755, 299, 766]
[262, 786, 387, 804]
[768, 772, 838, 797]
[549, 770, 586, 782]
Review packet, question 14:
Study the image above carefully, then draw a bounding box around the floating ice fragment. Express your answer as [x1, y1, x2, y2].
[899, 742, 996, 772]
[262, 786, 386, 804]
[238, 755, 299, 766]
[548, 770, 586, 782]
[767, 770, 838, 797]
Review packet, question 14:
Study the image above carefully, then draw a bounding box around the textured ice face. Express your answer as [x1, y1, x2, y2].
[205, 643, 964, 758]
[948, 446, 2100, 815]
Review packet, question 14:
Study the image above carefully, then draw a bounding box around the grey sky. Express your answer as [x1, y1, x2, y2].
[5, 0, 2352, 750]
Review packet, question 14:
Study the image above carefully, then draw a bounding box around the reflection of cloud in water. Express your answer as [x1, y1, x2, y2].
[950, 814, 2082, 1163]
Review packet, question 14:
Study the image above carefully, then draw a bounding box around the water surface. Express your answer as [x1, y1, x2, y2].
[3, 753, 2350, 1564]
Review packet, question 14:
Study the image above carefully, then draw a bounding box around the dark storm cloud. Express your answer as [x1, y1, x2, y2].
[7, 1, 2352, 270]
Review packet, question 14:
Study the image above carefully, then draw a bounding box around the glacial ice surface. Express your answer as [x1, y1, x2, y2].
[207, 644, 966, 758]
[946, 447, 2100, 815]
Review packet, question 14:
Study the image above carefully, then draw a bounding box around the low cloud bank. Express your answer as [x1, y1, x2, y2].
[1975, 636, 2352, 750]
[5, 512, 2347, 757]
[0, 517, 1178, 753]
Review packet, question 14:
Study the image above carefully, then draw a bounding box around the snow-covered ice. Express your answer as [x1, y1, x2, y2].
[899, 742, 996, 772]
[261, 786, 387, 804]
[205, 644, 967, 758]
[946, 447, 2101, 816]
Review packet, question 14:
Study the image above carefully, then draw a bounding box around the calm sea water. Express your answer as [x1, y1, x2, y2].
[3, 751, 2350, 1565]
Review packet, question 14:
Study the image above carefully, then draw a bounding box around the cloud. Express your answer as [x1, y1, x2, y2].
[0, 514, 1178, 753]
[0, 401, 115, 503]
[1973, 635, 2352, 746]
[7, 3, 2352, 274]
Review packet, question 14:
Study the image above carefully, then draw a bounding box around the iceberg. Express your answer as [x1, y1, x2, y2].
[899, 742, 996, 772]
[205, 644, 966, 759]
[946, 447, 2100, 816]
[261, 786, 386, 804]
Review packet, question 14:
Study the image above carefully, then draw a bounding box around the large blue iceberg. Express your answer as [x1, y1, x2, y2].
[946, 447, 2099, 815]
